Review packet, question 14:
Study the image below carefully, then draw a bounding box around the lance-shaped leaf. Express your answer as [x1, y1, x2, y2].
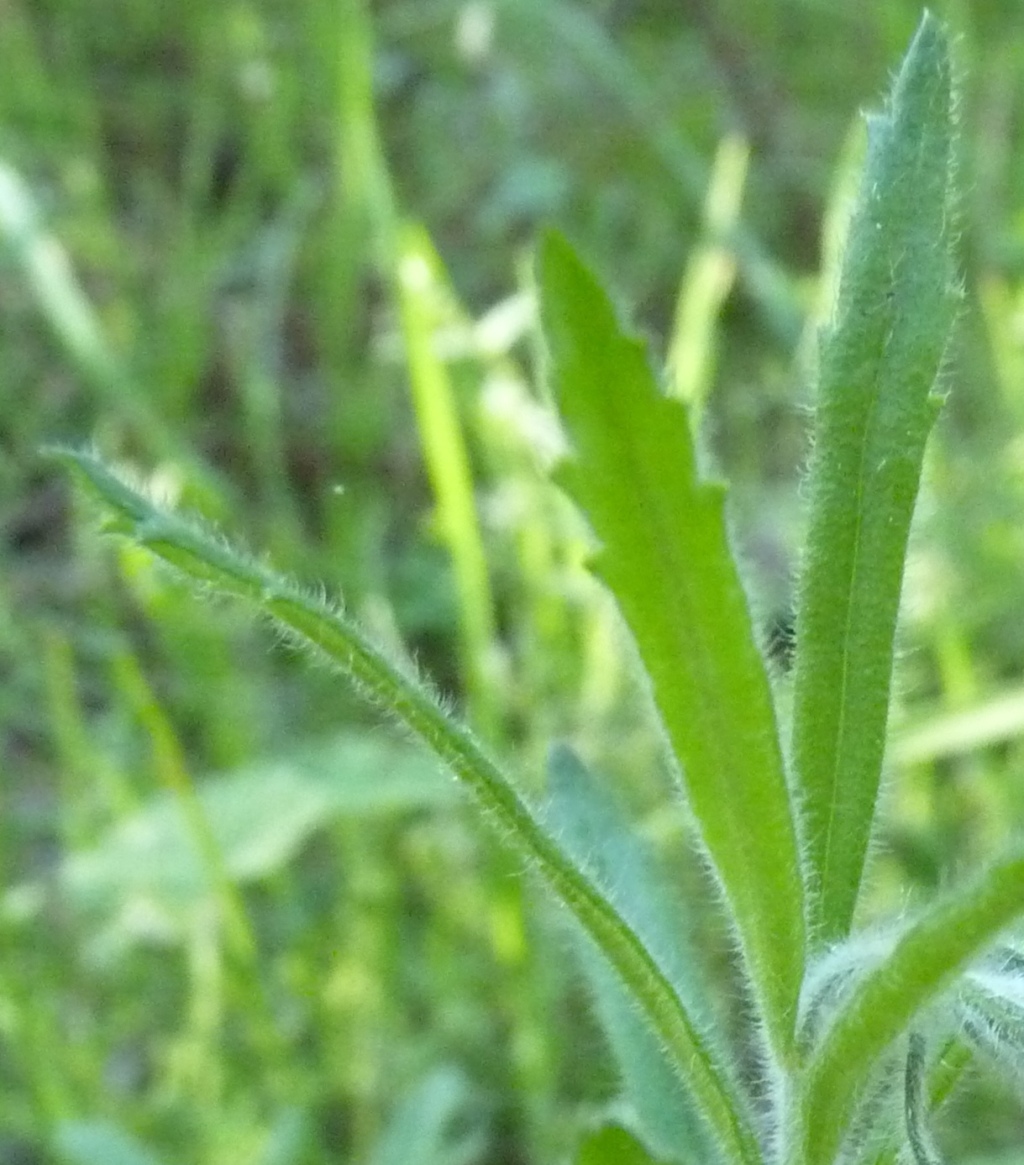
[538, 230, 805, 1062]
[790, 10, 960, 944]
[52, 448, 761, 1165]
[547, 744, 723, 1163]
[799, 850, 1024, 1165]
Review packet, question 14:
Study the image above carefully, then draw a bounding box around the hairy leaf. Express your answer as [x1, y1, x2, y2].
[547, 744, 721, 1162]
[800, 850, 1024, 1165]
[539, 229, 804, 1062]
[790, 10, 960, 944]
[53, 447, 760, 1165]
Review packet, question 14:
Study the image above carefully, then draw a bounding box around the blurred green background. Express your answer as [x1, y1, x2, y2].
[5, 1, 1024, 1162]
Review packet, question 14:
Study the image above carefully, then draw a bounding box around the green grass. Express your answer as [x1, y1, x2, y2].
[8, 2, 1024, 1163]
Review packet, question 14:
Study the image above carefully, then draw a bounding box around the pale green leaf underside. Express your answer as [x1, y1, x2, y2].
[539, 230, 804, 1061]
[52, 447, 759, 1165]
[801, 849, 1024, 1165]
[791, 10, 959, 945]
[546, 744, 720, 1163]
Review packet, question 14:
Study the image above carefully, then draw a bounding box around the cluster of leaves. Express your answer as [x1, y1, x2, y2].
[51, 13, 1024, 1165]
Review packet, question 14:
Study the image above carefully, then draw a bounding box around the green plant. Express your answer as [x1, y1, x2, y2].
[51, 12, 1024, 1165]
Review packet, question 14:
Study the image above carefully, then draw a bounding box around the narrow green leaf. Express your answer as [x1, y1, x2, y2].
[791, 10, 960, 944]
[0, 163, 223, 503]
[667, 133, 750, 424]
[799, 850, 1024, 1165]
[538, 229, 805, 1062]
[905, 1034, 945, 1165]
[52, 447, 761, 1165]
[547, 744, 720, 1163]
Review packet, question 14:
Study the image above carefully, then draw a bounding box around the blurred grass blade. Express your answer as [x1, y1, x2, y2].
[397, 224, 500, 736]
[502, 0, 801, 344]
[547, 745, 719, 1163]
[790, 11, 960, 945]
[108, 645, 258, 963]
[51, 446, 760, 1165]
[0, 161, 119, 393]
[363, 1068, 481, 1165]
[0, 161, 216, 495]
[667, 134, 749, 425]
[892, 685, 1024, 767]
[539, 229, 805, 1065]
[800, 849, 1024, 1165]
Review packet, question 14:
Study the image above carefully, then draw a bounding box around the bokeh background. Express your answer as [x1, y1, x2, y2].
[4, 1, 1024, 1162]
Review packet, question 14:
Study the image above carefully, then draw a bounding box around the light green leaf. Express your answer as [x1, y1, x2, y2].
[52, 446, 760, 1165]
[397, 223, 499, 735]
[539, 229, 805, 1064]
[799, 850, 1024, 1165]
[790, 10, 960, 945]
[59, 732, 454, 919]
[547, 744, 721, 1163]
[54, 1122, 165, 1165]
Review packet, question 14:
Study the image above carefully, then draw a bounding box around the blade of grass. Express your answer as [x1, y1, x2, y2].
[790, 11, 960, 945]
[107, 644, 290, 1090]
[51, 446, 762, 1165]
[502, 0, 802, 345]
[109, 647, 259, 967]
[799, 850, 1024, 1165]
[396, 225, 500, 738]
[667, 133, 750, 427]
[538, 230, 805, 1065]
[0, 161, 223, 506]
[892, 686, 1024, 767]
